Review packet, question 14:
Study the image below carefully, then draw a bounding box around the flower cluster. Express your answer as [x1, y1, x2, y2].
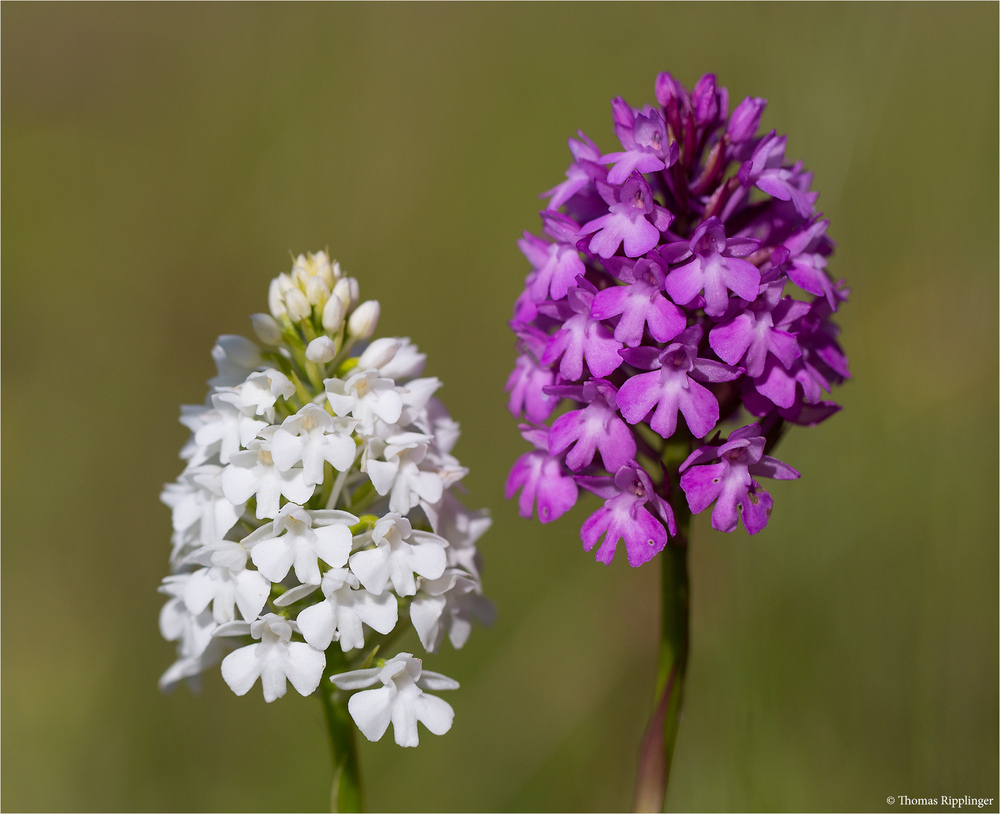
[160, 251, 492, 747]
[506, 72, 849, 566]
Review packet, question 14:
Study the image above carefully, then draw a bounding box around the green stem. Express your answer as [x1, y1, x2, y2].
[632, 504, 691, 813]
[319, 654, 364, 813]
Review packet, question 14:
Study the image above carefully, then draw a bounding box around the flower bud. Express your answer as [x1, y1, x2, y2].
[728, 96, 766, 143]
[333, 277, 359, 311]
[284, 288, 312, 323]
[306, 276, 331, 307]
[251, 313, 283, 345]
[268, 278, 287, 318]
[322, 294, 346, 333]
[305, 336, 337, 364]
[331, 260, 343, 281]
[291, 254, 312, 289]
[347, 300, 380, 340]
[357, 337, 400, 371]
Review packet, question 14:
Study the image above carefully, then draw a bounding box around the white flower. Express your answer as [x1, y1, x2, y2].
[209, 335, 262, 388]
[161, 465, 244, 559]
[238, 369, 295, 422]
[365, 432, 444, 514]
[410, 569, 496, 653]
[242, 503, 357, 584]
[325, 369, 402, 436]
[192, 391, 268, 465]
[180, 542, 271, 624]
[377, 337, 426, 381]
[218, 614, 326, 702]
[271, 404, 357, 487]
[158, 587, 231, 693]
[349, 513, 447, 597]
[331, 653, 458, 747]
[221, 438, 313, 519]
[293, 568, 397, 652]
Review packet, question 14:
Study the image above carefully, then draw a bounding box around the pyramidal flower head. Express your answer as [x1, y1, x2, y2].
[507, 71, 850, 562]
[160, 251, 492, 749]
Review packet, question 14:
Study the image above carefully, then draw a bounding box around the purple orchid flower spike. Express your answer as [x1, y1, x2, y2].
[581, 174, 674, 259]
[547, 379, 637, 473]
[679, 423, 799, 534]
[659, 217, 761, 317]
[505, 69, 849, 811]
[590, 258, 687, 348]
[616, 325, 742, 439]
[505, 424, 578, 524]
[578, 461, 677, 567]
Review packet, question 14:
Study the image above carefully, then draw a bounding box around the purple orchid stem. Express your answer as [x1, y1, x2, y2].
[632, 443, 692, 814]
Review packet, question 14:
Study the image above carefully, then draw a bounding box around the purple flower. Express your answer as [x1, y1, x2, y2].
[578, 462, 676, 567]
[590, 258, 686, 348]
[517, 212, 587, 303]
[708, 281, 810, 378]
[600, 105, 678, 185]
[581, 175, 674, 259]
[540, 283, 624, 380]
[547, 379, 636, 472]
[738, 132, 817, 219]
[506, 69, 848, 565]
[679, 423, 799, 534]
[659, 217, 761, 317]
[505, 425, 578, 524]
[616, 325, 741, 439]
[543, 132, 604, 211]
[506, 327, 558, 422]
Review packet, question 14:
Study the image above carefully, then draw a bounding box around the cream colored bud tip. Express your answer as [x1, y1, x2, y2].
[306, 336, 337, 364]
[322, 295, 346, 333]
[251, 313, 283, 345]
[348, 300, 380, 340]
[358, 337, 400, 370]
[284, 288, 312, 323]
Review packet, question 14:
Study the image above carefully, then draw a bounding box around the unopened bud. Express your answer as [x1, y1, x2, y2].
[251, 313, 283, 345]
[268, 278, 287, 318]
[357, 337, 400, 371]
[306, 276, 331, 307]
[333, 277, 359, 311]
[306, 336, 337, 364]
[322, 294, 346, 333]
[347, 300, 380, 340]
[284, 288, 312, 323]
[331, 260, 343, 281]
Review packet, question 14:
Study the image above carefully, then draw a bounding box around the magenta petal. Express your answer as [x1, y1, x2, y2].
[740, 486, 773, 535]
[710, 315, 753, 366]
[616, 370, 663, 425]
[676, 379, 720, 438]
[720, 257, 761, 302]
[680, 462, 727, 514]
[664, 260, 704, 306]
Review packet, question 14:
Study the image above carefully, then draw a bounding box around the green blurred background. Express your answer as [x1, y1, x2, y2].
[3, 3, 997, 812]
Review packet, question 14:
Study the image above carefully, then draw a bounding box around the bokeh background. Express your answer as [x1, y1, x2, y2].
[3, 3, 997, 812]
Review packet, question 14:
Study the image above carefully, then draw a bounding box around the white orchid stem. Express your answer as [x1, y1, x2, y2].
[320, 652, 365, 813]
